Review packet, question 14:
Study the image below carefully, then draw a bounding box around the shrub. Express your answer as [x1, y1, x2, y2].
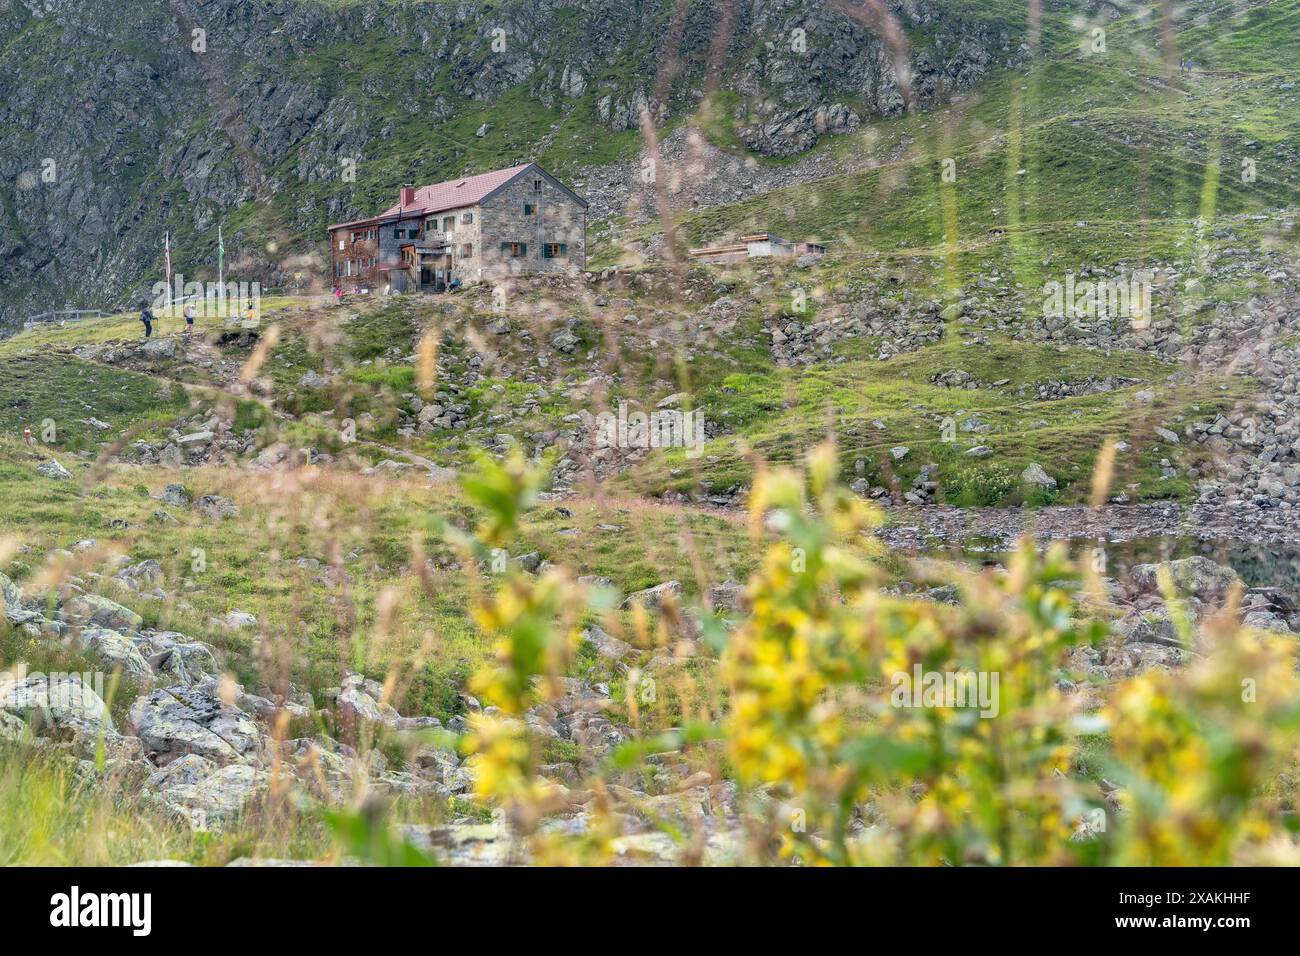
[428, 442, 1300, 865]
[943, 463, 1018, 506]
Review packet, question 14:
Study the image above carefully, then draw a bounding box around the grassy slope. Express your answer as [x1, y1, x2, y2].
[628, 335, 1248, 503]
[0, 354, 189, 453]
[662, 3, 1300, 289]
[0, 430, 756, 711]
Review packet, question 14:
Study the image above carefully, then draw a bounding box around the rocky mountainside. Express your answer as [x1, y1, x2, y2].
[0, 0, 1022, 331]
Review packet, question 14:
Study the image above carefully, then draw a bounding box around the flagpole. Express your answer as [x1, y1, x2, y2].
[164, 230, 172, 317]
[218, 224, 225, 313]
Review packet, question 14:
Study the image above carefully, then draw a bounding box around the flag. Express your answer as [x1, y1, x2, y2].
[218, 224, 224, 288]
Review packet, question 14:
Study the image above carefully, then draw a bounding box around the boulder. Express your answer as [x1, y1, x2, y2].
[1116, 611, 1182, 648]
[76, 627, 153, 682]
[0, 710, 25, 742]
[194, 495, 239, 519]
[160, 483, 191, 507]
[145, 633, 221, 684]
[222, 610, 258, 631]
[1021, 462, 1057, 490]
[550, 329, 580, 353]
[583, 625, 633, 661]
[158, 763, 270, 832]
[141, 337, 176, 358]
[337, 677, 399, 729]
[177, 430, 214, 447]
[0, 673, 113, 733]
[114, 559, 165, 592]
[709, 579, 746, 612]
[36, 459, 71, 480]
[621, 580, 682, 611]
[63, 593, 143, 632]
[0, 571, 21, 610]
[128, 681, 263, 765]
[1129, 557, 1241, 604]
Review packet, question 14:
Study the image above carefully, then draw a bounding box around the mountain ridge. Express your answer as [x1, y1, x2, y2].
[0, 0, 1023, 329]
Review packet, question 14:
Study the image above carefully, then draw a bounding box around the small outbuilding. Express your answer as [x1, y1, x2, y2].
[689, 233, 826, 264]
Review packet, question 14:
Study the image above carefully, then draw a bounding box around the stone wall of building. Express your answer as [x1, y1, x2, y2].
[479, 173, 586, 279]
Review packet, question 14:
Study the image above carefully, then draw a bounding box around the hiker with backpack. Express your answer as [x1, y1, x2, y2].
[139, 304, 154, 338]
[183, 301, 196, 333]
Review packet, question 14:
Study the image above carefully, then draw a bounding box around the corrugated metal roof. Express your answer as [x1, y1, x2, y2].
[378, 163, 533, 220]
[329, 164, 532, 230]
[329, 163, 588, 230]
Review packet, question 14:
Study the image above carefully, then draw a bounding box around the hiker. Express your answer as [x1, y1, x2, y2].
[183, 301, 196, 332]
[245, 303, 257, 326]
[139, 304, 154, 338]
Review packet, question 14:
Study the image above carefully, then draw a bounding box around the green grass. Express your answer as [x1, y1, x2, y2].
[0, 417, 762, 724]
[678, 113, 1297, 259]
[0, 296, 316, 358]
[518, 498, 756, 596]
[0, 748, 204, 865]
[621, 335, 1248, 505]
[346, 303, 419, 362]
[0, 353, 190, 451]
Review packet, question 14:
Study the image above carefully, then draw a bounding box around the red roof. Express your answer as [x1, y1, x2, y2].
[329, 164, 535, 230]
[385, 164, 532, 217]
